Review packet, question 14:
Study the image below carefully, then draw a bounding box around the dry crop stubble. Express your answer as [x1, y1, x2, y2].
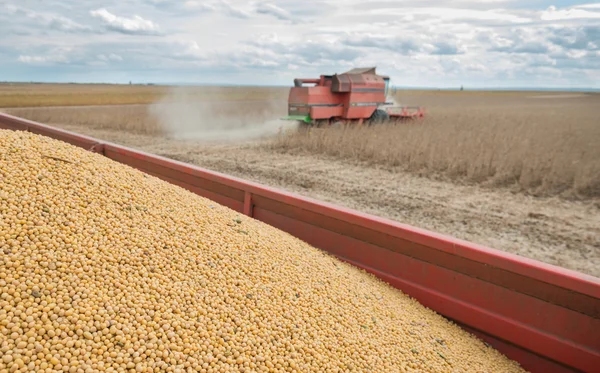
[4, 105, 164, 135]
[0, 83, 286, 107]
[0, 83, 167, 107]
[4, 97, 289, 140]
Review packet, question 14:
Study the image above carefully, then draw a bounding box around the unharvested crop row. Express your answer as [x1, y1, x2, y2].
[270, 105, 600, 199]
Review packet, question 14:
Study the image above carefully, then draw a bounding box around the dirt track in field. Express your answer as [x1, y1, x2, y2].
[37, 122, 600, 278]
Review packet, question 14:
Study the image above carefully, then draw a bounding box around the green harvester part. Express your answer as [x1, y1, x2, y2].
[281, 115, 311, 124]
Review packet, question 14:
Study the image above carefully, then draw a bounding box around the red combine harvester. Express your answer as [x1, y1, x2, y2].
[282, 67, 425, 126]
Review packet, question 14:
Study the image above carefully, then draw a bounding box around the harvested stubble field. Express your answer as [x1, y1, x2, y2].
[0, 83, 285, 108]
[2, 84, 599, 277]
[3, 100, 284, 138]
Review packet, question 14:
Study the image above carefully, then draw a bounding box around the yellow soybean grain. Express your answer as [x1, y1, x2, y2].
[0, 130, 528, 373]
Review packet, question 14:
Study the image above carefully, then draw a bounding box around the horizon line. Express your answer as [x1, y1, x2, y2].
[0, 81, 598, 92]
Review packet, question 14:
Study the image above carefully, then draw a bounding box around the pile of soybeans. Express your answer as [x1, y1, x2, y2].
[0, 130, 528, 373]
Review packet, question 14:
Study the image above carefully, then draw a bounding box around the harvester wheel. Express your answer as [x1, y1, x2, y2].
[368, 109, 390, 125]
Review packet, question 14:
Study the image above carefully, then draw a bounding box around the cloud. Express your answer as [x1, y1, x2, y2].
[576, 3, 600, 9]
[481, 22, 600, 63]
[1, 0, 599, 88]
[548, 25, 600, 51]
[220, 0, 252, 19]
[160, 40, 210, 61]
[342, 34, 421, 55]
[248, 34, 364, 66]
[255, 3, 295, 22]
[4, 4, 92, 33]
[367, 6, 533, 24]
[90, 8, 162, 35]
[18, 54, 70, 65]
[182, 1, 218, 12]
[15, 45, 126, 67]
[178, 0, 251, 18]
[17, 46, 79, 65]
[484, 28, 552, 54]
[340, 33, 465, 56]
[541, 5, 600, 21]
[151, 0, 302, 22]
[429, 41, 465, 55]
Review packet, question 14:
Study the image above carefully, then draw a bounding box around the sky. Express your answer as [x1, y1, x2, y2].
[1, 0, 599, 88]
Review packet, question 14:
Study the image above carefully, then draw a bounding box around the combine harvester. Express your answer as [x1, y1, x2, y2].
[0, 111, 598, 373]
[282, 67, 425, 127]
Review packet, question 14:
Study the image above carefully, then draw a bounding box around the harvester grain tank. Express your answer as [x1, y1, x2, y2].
[282, 67, 425, 126]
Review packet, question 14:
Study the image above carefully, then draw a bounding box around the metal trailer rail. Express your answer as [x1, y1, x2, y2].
[1, 112, 598, 373]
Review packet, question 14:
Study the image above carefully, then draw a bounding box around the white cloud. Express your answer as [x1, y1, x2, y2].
[168, 0, 252, 18]
[340, 32, 466, 56]
[367, 7, 532, 23]
[4, 4, 92, 33]
[218, 0, 252, 19]
[90, 8, 162, 35]
[0, 0, 599, 88]
[18, 47, 74, 65]
[255, 3, 295, 22]
[566, 50, 587, 59]
[183, 1, 217, 11]
[18, 55, 68, 64]
[541, 5, 600, 20]
[164, 40, 210, 61]
[576, 3, 600, 9]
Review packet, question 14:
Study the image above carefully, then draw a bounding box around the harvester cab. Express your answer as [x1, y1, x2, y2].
[282, 67, 424, 127]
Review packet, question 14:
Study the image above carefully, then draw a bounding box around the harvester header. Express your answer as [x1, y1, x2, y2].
[283, 67, 425, 126]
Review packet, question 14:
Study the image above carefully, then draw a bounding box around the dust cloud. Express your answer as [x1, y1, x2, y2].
[147, 86, 297, 143]
[385, 95, 402, 107]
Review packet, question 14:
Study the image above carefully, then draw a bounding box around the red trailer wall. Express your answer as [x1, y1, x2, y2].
[1, 112, 598, 373]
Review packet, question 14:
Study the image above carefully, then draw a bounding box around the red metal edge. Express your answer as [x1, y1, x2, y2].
[252, 206, 598, 373]
[458, 324, 578, 373]
[0, 112, 103, 148]
[103, 143, 600, 297]
[1, 111, 598, 297]
[349, 260, 598, 373]
[85, 137, 600, 370]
